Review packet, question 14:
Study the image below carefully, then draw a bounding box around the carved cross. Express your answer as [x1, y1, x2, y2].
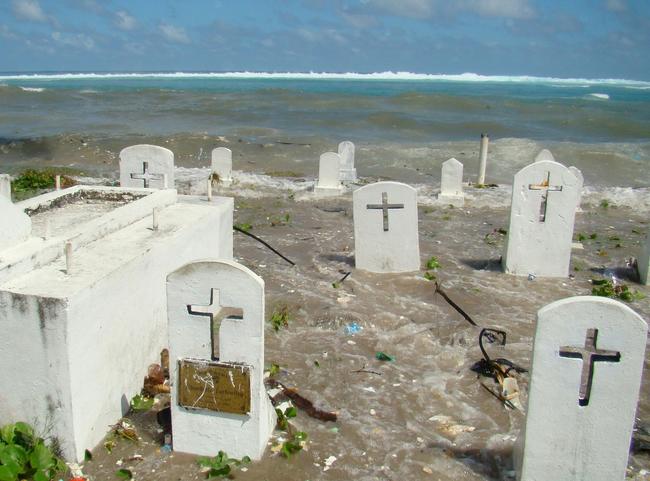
[366, 192, 404, 231]
[528, 172, 563, 222]
[559, 328, 620, 406]
[130, 161, 164, 188]
[187, 288, 243, 360]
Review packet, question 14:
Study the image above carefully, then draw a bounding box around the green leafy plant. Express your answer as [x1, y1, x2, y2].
[280, 432, 308, 458]
[425, 257, 441, 270]
[275, 407, 297, 431]
[266, 363, 281, 377]
[576, 233, 586, 242]
[599, 199, 610, 209]
[234, 223, 252, 232]
[269, 305, 290, 332]
[0, 422, 66, 481]
[129, 394, 154, 412]
[197, 451, 251, 479]
[423, 271, 436, 281]
[115, 468, 133, 479]
[591, 279, 645, 302]
[589, 233, 598, 240]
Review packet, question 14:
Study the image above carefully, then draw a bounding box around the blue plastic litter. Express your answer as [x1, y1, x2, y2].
[344, 322, 362, 335]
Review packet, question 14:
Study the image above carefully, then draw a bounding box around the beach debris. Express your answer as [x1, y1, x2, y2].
[591, 278, 645, 302]
[527, 273, 536, 281]
[344, 321, 362, 335]
[197, 451, 251, 478]
[110, 419, 139, 443]
[350, 363, 382, 376]
[323, 455, 337, 471]
[332, 271, 351, 288]
[267, 379, 337, 422]
[233, 224, 296, 266]
[115, 468, 133, 480]
[429, 414, 476, 437]
[268, 305, 291, 331]
[375, 351, 395, 362]
[434, 282, 478, 326]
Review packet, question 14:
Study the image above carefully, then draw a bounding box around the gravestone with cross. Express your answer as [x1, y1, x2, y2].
[211, 147, 233, 186]
[166, 259, 275, 459]
[314, 152, 343, 195]
[437, 157, 464, 205]
[503, 160, 579, 277]
[0, 195, 31, 251]
[119, 144, 174, 190]
[338, 141, 357, 183]
[353, 181, 420, 272]
[517, 296, 647, 481]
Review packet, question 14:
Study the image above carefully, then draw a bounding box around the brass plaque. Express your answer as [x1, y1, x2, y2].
[178, 359, 251, 415]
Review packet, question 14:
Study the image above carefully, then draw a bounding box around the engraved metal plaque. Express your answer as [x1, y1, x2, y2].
[178, 358, 251, 415]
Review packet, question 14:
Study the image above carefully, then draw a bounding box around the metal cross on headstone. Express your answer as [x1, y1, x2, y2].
[528, 172, 563, 222]
[187, 288, 244, 360]
[366, 192, 404, 231]
[559, 328, 621, 406]
[130, 161, 164, 188]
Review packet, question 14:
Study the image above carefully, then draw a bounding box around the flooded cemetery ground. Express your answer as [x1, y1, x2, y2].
[81, 187, 650, 481]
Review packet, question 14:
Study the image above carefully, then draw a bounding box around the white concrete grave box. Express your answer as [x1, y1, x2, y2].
[353, 181, 420, 273]
[211, 147, 233, 187]
[0, 174, 10, 200]
[119, 144, 174, 189]
[167, 259, 275, 459]
[338, 141, 357, 183]
[437, 157, 464, 206]
[0, 195, 31, 251]
[0, 185, 233, 462]
[569, 165, 584, 210]
[503, 160, 579, 277]
[314, 152, 344, 195]
[638, 226, 650, 285]
[518, 296, 647, 481]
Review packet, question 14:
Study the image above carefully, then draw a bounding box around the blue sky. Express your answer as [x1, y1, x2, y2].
[1, 0, 649, 79]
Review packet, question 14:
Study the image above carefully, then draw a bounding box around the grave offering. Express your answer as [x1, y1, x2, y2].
[437, 157, 464, 205]
[167, 259, 275, 459]
[338, 141, 357, 183]
[0, 184, 233, 461]
[517, 296, 647, 481]
[637, 226, 650, 284]
[211, 147, 233, 186]
[0, 174, 10, 200]
[0, 194, 31, 251]
[314, 152, 344, 195]
[119, 144, 174, 189]
[353, 181, 420, 272]
[503, 160, 579, 277]
[534, 149, 555, 162]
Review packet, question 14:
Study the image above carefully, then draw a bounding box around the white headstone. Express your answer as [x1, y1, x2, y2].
[637, 226, 650, 285]
[314, 152, 343, 195]
[338, 141, 357, 183]
[0, 174, 10, 200]
[503, 160, 579, 277]
[167, 259, 275, 460]
[119, 144, 174, 189]
[353, 181, 420, 273]
[568, 165, 584, 210]
[211, 147, 233, 186]
[0, 196, 31, 251]
[437, 157, 464, 205]
[534, 149, 555, 162]
[518, 296, 647, 481]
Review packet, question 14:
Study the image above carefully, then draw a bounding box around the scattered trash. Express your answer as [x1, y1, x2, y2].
[350, 364, 382, 376]
[527, 273, 536, 281]
[434, 282, 478, 326]
[347, 340, 356, 345]
[422, 466, 433, 474]
[110, 419, 139, 442]
[375, 352, 395, 362]
[428, 415, 476, 436]
[370, 409, 377, 416]
[267, 379, 337, 422]
[344, 322, 362, 335]
[234, 225, 296, 266]
[323, 455, 337, 471]
[362, 386, 376, 393]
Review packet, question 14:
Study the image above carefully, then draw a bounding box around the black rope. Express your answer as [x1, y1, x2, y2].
[233, 225, 296, 266]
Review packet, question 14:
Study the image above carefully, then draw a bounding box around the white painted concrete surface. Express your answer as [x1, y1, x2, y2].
[568, 165, 584, 211]
[0, 195, 31, 251]
[211, 147, 233, 186]
[0, 174, 10, 200]
[353, 181, 420, 273]
[119, 144, 174, 189]
[638, 226, 650, 285]
[534, 149, 556, 162]
[338, 141, 357, 183]
[437, 157, 464, 206]
[518, 296, 647, 481]
[314, 152, 343, 195]
[167, 260, 275, 459]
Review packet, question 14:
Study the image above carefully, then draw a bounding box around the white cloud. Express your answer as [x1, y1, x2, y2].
[466, 0, 535, 19]
[115, 11, 137, 31]
[364, 0, 536, 20]
[605, 0, 627, 12]
[12, 0, 47, 23]
[51, 31, 95, 51]
[0, 25, 18, 39]
[159, 23, 190, 44]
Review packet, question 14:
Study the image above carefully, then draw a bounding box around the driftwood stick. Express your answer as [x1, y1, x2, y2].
[350, 364, 382, 376]
[233, 225, 296, 266]
[434, 282, 478, 326]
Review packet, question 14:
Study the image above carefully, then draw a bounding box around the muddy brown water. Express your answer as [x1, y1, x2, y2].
[80, 190, 649, 481]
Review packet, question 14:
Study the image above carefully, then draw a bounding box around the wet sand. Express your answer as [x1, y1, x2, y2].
[79, 181, 650, 481]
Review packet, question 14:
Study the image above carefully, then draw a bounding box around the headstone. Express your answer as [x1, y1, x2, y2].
[437, 158, 464, 205]
[0, 196, 31, 251]
[338, 141, 357, 183]
[503, 160, 579, 277]
[637, 226, 650, 285]
[568, 165, 584, 210]
[353, 181, 420, 272]
[314, 152, 343, 195]
[119, 144, 174, 189]
[211, 147, 233, 186]
[517, 296, 647, 481]
[167, 259, 275, 459]
[534, 149, 555, 162]
[0, 174, 10, 200]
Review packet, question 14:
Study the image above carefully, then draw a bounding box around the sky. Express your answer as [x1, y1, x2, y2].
[1, 0, 649, 80]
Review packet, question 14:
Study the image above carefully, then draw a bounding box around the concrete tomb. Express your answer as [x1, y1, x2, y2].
[314, 152, 343, 195]
[211, 147, 233, 186]
[503, 159, 579, 277]
[568, 165, 584, 210]
[517, 296, 647, 481]
[338, 141, 357, 183]
[0, 184, 233, 462]
[119, 144, 174, 189]
[167, 259, 275, 459]
[0, 195, 31, 251]
[353, 181, 420, 273]
[0, 174, 10, 200]
[437, 157, 464, 205]
[534, 149, 555, 162]
[637, 226, 650, 285]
